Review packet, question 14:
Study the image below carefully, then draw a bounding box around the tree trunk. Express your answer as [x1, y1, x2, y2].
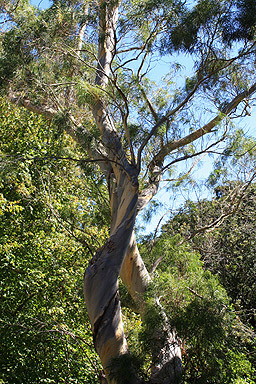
[84, 170, 140, 383]
[84, 180, 182, 383]
[120, 232, 150, 310]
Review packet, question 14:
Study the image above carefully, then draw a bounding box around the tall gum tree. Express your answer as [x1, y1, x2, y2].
[1, 0, 256, 382]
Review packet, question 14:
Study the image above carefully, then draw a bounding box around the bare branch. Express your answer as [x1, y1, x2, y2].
[111, 73, 136, 164]
[137, 82, 201, 170]
[8, 95, 57, 120]
[137, 45, 256, 170]
[161, 134, 227, 173]
[77, 3, 89, 54]
[114, 24, 159, 73]
[140, 87, 158, 122]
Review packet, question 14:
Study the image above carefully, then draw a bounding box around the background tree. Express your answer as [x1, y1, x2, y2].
[162, 130, 256, 330]
[1, 0, 256, 382]
[163, 184, 256, 331]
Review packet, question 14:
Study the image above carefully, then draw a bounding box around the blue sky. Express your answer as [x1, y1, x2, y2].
[31, 0, 51, 8]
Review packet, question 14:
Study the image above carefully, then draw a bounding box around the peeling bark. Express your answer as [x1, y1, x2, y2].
[4, 1, 256, 383]
[120, 171, 182, 382]
[83, 0, 183, 381]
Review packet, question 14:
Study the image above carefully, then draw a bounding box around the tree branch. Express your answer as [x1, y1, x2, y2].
[151, 82, 256, 167]
[111, 73, 136, 164]
[140, 87, 158, 122]
[179, 170, 256, 244]
[137, 42, 256, 170]
[8, 95, 57, 120]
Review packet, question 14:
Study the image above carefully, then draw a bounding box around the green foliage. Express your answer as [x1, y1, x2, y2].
[161, 0, 256, 53]
[138, 234, 255, 383]
[0, 0, 256, 382]
[0, 28, 31, 87]
[0, 98, 110, 383]
[166, 182, 256, 330]
[108, 353, 142, 384]
[138, 294, 165, 355]
[185, 76, 197, 93]
[163, 0, 221, 53]
[222, 0, 256, 43]
[76, 80, 104, 107]
[1, 0, 255, 172]
[0, 0, 97, 126]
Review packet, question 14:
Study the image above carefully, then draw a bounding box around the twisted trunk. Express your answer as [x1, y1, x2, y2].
[84, 171, 140, 383]
[4, 1, 256, 383]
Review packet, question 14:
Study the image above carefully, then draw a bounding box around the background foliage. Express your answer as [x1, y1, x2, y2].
[0, 97, 109, 383]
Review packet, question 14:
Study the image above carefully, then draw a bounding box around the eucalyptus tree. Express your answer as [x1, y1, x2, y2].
[1, 0, 256, 382]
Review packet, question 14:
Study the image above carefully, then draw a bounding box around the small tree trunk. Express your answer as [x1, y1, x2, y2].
[121, 233, 182, 384]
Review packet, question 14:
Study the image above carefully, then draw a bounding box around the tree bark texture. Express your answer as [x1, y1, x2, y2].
[84, 162, 139, 373]
[84, 182, 182, 383]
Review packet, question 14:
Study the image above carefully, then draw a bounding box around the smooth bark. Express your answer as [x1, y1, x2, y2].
[84, 174, 139, 382]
